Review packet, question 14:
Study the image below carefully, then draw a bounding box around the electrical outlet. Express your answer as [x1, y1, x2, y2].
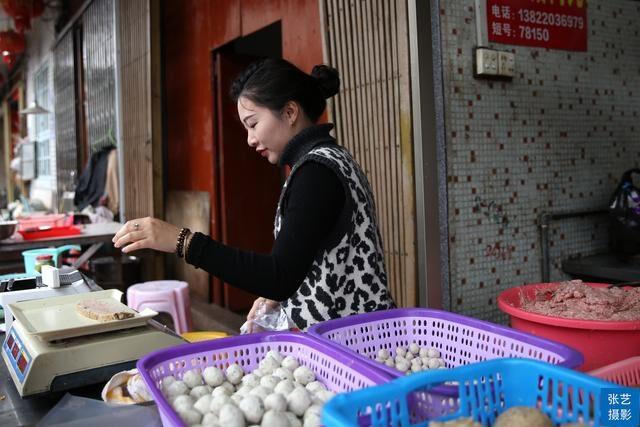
[475, 47, 498, 76]
[498, 51, 515, 77]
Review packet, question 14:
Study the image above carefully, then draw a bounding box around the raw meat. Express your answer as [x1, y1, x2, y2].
[521, 280, 640, 321]
[75, 299, 135, 322]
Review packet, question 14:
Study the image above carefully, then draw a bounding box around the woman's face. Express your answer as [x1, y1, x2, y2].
[237, 96, 294, 165]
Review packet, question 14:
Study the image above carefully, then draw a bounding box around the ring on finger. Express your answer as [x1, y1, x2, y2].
[133, 223, 140, 231]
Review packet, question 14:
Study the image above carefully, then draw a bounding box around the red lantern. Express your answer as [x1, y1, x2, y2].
[0, 0, 45, 33]
[0, 30, 25, 56]
[2, 53, 14, 66]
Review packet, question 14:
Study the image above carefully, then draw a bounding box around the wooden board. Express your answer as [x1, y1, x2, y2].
[320, 0, 417, 307]
[165, 191, 211, 302]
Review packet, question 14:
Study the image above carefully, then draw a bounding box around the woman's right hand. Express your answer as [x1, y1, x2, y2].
[246, 297, 280, 332]
[112, 217, 181, 254]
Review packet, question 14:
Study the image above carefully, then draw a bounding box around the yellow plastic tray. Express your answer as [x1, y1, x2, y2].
[181, 331, 229, 342]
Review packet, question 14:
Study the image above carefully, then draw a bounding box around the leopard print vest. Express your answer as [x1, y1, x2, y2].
[275, 144, 395, 330]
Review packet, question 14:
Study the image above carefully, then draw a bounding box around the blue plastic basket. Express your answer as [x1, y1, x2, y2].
[322, 358, 630, 426]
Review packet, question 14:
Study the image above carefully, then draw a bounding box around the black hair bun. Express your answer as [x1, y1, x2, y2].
[311, 64, 340, 99]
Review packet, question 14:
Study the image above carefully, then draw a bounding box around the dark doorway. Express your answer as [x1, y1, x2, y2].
[211, 22, 283, 312]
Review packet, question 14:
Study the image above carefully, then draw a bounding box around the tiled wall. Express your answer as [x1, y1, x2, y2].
[439, 0, 640, 322]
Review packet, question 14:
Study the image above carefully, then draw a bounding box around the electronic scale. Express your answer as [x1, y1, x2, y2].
[1, 285, 185, 397]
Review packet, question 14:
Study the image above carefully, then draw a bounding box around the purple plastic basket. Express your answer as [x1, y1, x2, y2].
[308, 308, 584, 383]
[137, 331, 392, 427]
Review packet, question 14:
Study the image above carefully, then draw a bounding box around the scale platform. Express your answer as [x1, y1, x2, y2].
[2, 289, 185, 397]
[0, 270, 92, 332]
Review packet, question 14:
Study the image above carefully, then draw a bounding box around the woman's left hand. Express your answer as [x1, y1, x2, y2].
[112, 217, 181, 254]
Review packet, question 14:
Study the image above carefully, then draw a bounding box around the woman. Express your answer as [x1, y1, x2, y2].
[113, 58, 395, 330]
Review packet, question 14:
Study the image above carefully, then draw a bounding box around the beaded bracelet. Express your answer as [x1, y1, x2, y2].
[175, 227, 191, 258]
[184, 231, 195, 260]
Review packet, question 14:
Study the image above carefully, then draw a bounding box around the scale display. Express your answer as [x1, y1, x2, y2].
[2, 328, 31, 382]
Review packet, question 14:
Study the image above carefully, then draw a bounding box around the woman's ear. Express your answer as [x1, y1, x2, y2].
[282, 101, 300, 126]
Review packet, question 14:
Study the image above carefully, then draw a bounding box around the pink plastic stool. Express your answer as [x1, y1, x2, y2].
[127, 280, 193, 334]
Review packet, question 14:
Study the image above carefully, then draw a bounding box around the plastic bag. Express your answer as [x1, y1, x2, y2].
[101, 368, 152, 404]
[37, 393, 162, 427]
[609, 168, 640, 257]
[240, 299, 295, 334]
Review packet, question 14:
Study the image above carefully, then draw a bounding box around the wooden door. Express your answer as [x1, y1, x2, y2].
[213, 51, 283, 312]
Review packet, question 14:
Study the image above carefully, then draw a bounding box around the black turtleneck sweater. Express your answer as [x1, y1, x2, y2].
[186, 124, 346, 301]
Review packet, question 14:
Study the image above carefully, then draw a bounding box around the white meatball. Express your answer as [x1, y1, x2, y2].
[235, 386, 252, 397]
[303, 414, 321, 427]
[230, 393, 244, 404]
[304, 404, 322, 420]
[195, 395, 214, 415]
[178, 408, 202, 425]
[221, 381, 236, 393]
[225, 364, 245, 385]
[183, 368, 204, 389]
[396, 360, 410, 372]
[172, 394, 195, 411]
[305, 381, 326, 394]
[241, 373, 261, 388]
[191, 385, 213, 400]
[396, 347, 407, 357]
[260, 375, 280, 390]
[419, 348, 429, 358]
[384, 358, 395, 367]
[203, 367, 225, 387]
[264, 393, 287, 412]
[161, 375, 177, 390]
[259, 356, 279, 375]
[376, 348, 390, 361]
[167, 380, 190, 399]
[394, 356, 406, 365]
[411, 364, 422, 373]
[265, 350, 284, 365]
[409, 343, 420, 355]
[427, 358, 441, 369]
[239, 395, 265, 424]
[273, 367, 294, 382]
[251, 368, 266, 378]
[219, 403, 246, 427]
[438, 358, 446, 368]
[287, 386, 311, 416]
[212, 385, 232, 397]
[281, 355, 300, 371]
[209, 394, 233, 415]
[293, 366, 315, 386]
[411, 357, 422, 366]
[274, 379, 295, 396]
[285, 412, 302, 427]
[249, 385, 273, 401]
[316, 390, 335, 403]
[427, 348, 440, 358]
[261, 410, 290, 427]
[202, 412, 220, 426]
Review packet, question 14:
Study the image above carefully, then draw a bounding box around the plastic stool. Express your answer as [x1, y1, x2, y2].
[127, 280, 192, 334]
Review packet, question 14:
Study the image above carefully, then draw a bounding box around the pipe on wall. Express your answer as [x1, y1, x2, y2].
[538, 209, 608, 282]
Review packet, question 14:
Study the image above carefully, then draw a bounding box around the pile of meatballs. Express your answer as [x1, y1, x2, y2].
[160, 350, 335, 427]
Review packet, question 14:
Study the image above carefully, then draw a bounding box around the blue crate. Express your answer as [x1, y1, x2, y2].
[322, 358, 632, 426]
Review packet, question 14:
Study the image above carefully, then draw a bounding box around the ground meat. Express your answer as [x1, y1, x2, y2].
[521, 280, 640, 321]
